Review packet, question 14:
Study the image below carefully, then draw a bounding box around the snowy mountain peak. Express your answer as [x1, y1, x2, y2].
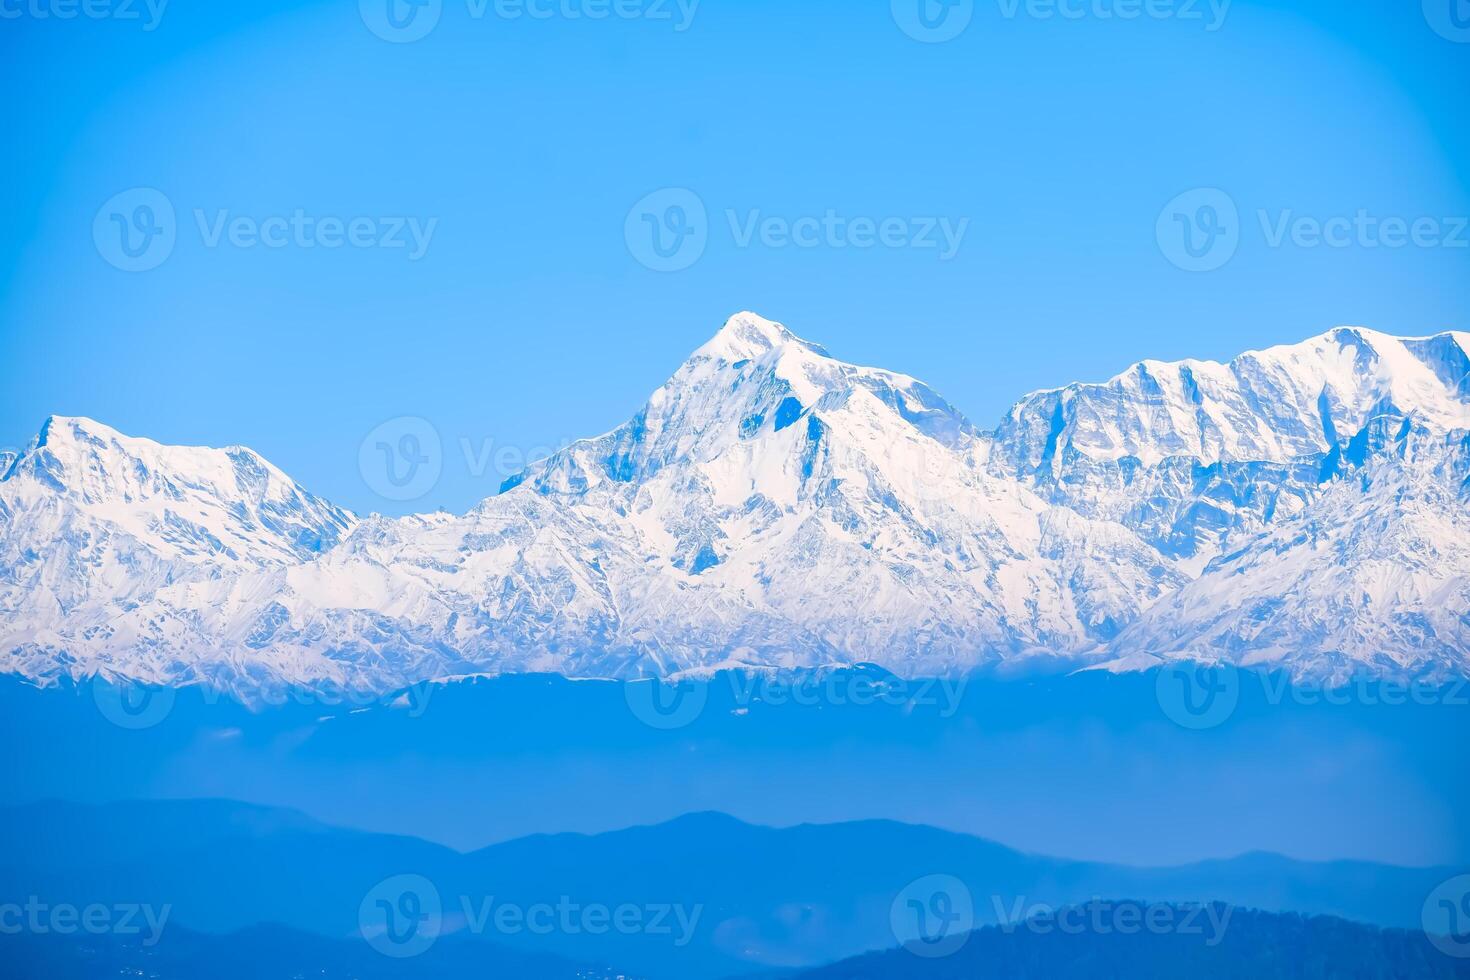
[5, 315, 1470, 696]
[505, 312, 978, 499]
[34, 413, 122, 452]
[15, 416, 348, 522]
[3, 415, 355, 566]
[997, 326, 1470, 474]
[689, 311, 826, 365]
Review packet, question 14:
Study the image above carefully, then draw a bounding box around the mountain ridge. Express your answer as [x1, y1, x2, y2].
[1, 798, 1458, 980]
[4, 312, 1468, 695]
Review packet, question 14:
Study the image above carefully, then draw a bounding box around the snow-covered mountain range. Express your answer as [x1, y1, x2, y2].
[4, 313, 1469, 696]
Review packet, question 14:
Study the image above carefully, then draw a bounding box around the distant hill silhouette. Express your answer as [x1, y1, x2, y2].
[786, 905, 1470, 979]
[5, 902, 1465, 980]
[0, 800, 1461, 979]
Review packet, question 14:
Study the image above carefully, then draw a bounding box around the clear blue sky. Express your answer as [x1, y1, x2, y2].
[3, 0, 1467, 515]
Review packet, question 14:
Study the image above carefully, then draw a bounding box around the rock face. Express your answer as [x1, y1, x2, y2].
[4, 314, 1469, 697]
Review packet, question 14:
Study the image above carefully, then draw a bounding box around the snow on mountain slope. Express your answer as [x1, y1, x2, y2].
[3, 417, 354, 564]
[1104, 422, 1470, 679]
[992, 326, 1470, 679]
[993, 328, 1470, 565]
[3, 316, 1469, 695]
[997, 327, 1470, 470]
[481, 312, 1181, 667]
[0, 417, 355, 683]
[64, 314, 1175, 692]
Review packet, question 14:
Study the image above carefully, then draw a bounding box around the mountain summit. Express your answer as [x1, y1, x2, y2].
[4, 314, 1469, 696]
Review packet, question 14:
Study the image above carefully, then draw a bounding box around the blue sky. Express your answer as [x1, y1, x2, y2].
[2, 0, 1467, 515]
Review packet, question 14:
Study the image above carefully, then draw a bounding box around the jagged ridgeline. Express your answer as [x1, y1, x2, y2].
[3, 313, 1469, 699]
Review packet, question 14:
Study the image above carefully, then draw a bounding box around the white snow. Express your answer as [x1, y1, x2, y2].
[4, 314, 1469, 697]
